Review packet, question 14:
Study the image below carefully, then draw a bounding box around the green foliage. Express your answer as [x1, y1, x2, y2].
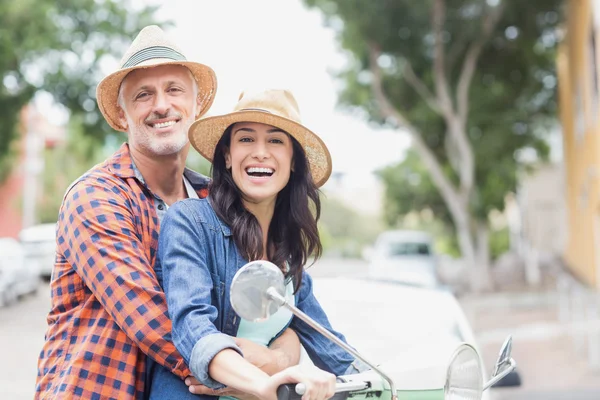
[186, 150, 212, 177]
[0, 139, 20, 183]
[378, 150, 452, 228]
[319, 194, 384, 257]
[0, 0, 164, 181]
[38, 116, 112, 223]
[303, 0, 561, 257]
[489, 226, 510, 260]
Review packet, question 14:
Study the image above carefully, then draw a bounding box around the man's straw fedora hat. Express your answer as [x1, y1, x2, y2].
[96, 25, 217, 132]
[188, 89, 332, 187]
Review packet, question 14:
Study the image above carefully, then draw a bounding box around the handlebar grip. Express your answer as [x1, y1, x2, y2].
[276, 384, 350, 400]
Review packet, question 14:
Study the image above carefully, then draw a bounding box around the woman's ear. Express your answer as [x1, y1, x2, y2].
[225, 150, 232, 169]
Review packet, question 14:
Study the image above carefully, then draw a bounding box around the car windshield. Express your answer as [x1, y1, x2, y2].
[383, 241, 431, 256]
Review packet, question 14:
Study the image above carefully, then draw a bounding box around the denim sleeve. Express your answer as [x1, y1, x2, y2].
[159, 200, 242, 389]
[290, 271, 371, 376]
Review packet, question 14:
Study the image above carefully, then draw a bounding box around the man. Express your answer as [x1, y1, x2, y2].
[35, 25, 300, 400]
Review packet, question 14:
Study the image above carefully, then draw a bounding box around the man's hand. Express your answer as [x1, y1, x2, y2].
[235, 328, 301, 376]
[185, 376, 259, 400]
[233, 337, 280, 375]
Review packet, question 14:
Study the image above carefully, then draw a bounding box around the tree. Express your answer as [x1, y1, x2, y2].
[378, 149, 510, 261]
[303, 0, 561, 291]
[0, 0, 162, 181]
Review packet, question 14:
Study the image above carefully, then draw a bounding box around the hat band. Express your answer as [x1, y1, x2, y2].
[239, 108, 272, 113]
[122, 46, 186, 68]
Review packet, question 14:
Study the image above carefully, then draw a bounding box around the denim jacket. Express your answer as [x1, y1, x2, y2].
[157, 198, 368, 389]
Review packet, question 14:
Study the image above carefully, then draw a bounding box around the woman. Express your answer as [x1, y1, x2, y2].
[152, 89, 367, 400]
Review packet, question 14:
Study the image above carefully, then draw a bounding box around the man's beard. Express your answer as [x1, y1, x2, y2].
[129, 111, 195, 156]
[143, 128, 189, 155]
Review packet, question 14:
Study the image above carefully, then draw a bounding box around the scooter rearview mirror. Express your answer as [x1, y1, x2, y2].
[493, 335, 513, 377]
[483, 335, 517, 390]
[230, 260, 286, 322]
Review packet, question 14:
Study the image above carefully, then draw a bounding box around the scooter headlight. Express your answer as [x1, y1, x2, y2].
[444, 344, 483, 400]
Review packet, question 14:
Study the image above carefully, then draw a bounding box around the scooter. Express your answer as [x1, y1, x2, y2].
[229, 260, 517, 400]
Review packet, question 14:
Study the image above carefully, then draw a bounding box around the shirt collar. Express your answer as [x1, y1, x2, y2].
[106, 143, 138, 179]
[184, 175, 199, 199]
[107, 142, 210, 193]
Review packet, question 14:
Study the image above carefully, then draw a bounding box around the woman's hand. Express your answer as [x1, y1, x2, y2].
[257, 364, 336, 400]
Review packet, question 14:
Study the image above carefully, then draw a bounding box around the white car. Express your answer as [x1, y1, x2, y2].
[311, 277, 520, 399]
[366, 230, 439, 288]
[19, 223, 57, 280]
[0, 238, 40, 306]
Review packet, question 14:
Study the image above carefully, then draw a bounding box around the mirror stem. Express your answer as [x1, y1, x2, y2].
[265, 287, 398, 400]
[482, 358, 517, 390]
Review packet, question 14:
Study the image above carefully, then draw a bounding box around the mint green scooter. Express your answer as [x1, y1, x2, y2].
[230, 261, 517, 400]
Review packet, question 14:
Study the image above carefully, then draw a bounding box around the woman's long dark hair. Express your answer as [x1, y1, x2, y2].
[208, 125, 322, 292]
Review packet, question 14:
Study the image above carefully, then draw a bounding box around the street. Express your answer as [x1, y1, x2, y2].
[0, 282, 49, 399]
[1, 258, 599, 399]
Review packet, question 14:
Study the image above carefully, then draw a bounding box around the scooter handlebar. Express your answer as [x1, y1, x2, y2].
[276, 384, 350, 400]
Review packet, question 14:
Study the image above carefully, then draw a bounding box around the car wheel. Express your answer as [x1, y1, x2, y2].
[0, 286, 17, 307]
[30, 281, 39, 295]
[25, 279, 39, 296]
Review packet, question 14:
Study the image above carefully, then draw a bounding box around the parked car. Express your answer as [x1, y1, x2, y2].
[365, 230, 440, 288]
[19, 223, 57, 280]
[311, 276, 521, 399]
[0, 237, 40, 306]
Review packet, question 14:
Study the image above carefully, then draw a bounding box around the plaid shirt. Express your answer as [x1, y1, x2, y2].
[35, 143, 209, 400]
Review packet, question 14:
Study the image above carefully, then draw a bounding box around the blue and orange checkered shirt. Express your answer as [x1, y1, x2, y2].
[35, 143, 209, 399]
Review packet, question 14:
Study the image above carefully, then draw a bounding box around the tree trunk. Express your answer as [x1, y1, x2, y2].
[454, 218, 493, 293]
[474, 221, 493, 292]
[455, 219, 477, 288]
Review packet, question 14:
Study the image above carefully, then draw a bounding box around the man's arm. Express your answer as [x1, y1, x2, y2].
[58, 179, 190, 378]
[267, 328, 302, 372]
[232, 328, 301, 376]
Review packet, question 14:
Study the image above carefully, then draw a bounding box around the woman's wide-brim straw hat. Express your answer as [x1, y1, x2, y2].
[189, 89, 332, 187]
[96, 25, 217, 132]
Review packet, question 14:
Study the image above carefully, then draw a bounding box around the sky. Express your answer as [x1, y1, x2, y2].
[145, 0, 412, 180]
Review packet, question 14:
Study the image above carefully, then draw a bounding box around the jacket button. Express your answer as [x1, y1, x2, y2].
[157, 204, 164, 211]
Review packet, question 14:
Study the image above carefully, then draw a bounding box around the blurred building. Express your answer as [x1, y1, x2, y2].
[505, 164, 568, 286]
[557, 0, 600, 288]
[0, 104, 65, 239]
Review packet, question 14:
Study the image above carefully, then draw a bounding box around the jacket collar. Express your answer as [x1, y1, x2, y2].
[217, 217, 232, 237]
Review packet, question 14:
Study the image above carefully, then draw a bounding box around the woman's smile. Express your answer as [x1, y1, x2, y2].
[245, 165, 276, 184]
